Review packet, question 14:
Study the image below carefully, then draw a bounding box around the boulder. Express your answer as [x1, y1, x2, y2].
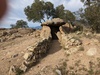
[23, 52, 33, 61]
[40, 26, 52, 39]
[42, 20, 54, 26]
[55, 69, 62, 75]
[52, 18, 65, 25]
[59, 23, 74, 34]
[41, 18, 65, 26]
[20, 62, 28, 72]
[9, 65, 17, 75]
[56, 32, 62, 42]
[59, 26, 67, 34]
[9, 65, 22, 75]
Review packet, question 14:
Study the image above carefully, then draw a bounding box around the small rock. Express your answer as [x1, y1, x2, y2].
[75, 40, 82, 45]
[76, 31, 82, 35]
[9, 65, 17, 75]
[23, 52, 33, 60]
[86, 32, 92, 36]
[12, 54, 18, 58]
[27, 46, 35, 52]
[86, 48, 97, 56]
[20, 62, 28, 72]
[70, 38, 75, 43]
[55, 69, 62, 75]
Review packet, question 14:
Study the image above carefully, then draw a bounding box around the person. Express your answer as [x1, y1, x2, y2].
[0, 0, 8, 20]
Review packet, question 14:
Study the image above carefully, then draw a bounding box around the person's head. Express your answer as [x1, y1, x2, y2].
[0, 0, 7, 20]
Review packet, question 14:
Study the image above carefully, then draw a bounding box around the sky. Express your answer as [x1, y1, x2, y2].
[0, 0, 83, 28]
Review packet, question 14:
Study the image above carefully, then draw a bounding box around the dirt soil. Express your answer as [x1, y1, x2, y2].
[0, 32, 39, 75]
[24, 40, 65, 75]
[0, 31, 100, 75]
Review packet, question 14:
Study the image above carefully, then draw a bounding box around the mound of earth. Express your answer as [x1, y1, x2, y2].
[0, 28, 35, 43]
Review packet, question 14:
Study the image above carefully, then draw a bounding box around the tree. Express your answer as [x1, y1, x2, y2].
[80, 0, 100, 32]
[53, 5, 65, 19]
[10, 20, 29, 28]
[84, 5, 100, 32]
[81, 0, 100, 7]
[54, 5, 75, 22]
[81, 0, 91, 6]
[64, 10, 75, 22]
[10, 24, 15, 28]
[24, 0, 54, 23]
[44, 2, 55, 19]
[24, 0, 44, 23]
[24, 0, 75, 23]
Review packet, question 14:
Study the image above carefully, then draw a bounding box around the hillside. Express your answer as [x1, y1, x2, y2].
[0, 18, 100, 75]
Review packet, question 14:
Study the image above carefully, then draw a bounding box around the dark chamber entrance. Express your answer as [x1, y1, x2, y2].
[50, 26, 60, 40]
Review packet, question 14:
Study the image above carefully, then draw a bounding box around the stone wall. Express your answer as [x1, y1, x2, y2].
[19, 26, 52, 72]
[57, 25, 82, 55]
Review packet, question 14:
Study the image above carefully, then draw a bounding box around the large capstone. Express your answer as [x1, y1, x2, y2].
[41, 18, 65, 26]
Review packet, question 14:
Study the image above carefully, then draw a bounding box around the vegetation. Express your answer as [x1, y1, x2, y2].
[55, 59, 100, 75]
[79, 0, 100, 33]
[10, 20, 29, 28]
[10, 0, 100, 33]
[24, 0, 75, 23]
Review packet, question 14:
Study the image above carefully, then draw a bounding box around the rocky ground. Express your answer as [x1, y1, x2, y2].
[0, 18, 100, 75]
[0, 29, 100, 75]
[24, 32, 100, 75]
[0, 28, 40, 75]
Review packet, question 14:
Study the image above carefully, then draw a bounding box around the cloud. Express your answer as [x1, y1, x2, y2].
[0, 0, 34, 28]
[0, 0, 83, 28]
[63, 0, 83, 12]
[46, 0, 83, 11]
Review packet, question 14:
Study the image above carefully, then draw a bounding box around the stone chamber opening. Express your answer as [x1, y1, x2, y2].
[50, 26, 60, 40]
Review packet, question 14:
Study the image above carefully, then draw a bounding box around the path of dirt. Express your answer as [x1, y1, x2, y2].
[24, 40, 65, 75]
[0, 34, 64, 75]
[1, 33, 100, 75]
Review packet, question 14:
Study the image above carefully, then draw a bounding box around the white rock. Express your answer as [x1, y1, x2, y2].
[9, 65, 17, 75]
[23, 52, 32, 60]
[70, 38, 75, 43]
[86, 48, 97, 56]
[20, 62, 27, 72]
[55, 69, 62, 75]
